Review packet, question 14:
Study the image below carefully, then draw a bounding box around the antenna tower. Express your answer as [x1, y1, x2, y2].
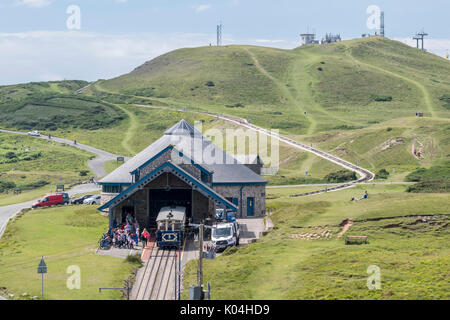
[217, 22, 223, 46]
[380, 11, 385, 37]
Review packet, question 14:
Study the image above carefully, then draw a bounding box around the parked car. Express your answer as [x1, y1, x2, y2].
[71, 194, 93, 205]
[211, 221, 240, 252]
[27, 130, 41, 137]
[56, 192, 69, 204]
[32, 194, 65, 209]
[83, 195, 101, 205]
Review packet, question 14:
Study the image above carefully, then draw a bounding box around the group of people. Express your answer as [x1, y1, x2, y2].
[100, 213, 151, 250]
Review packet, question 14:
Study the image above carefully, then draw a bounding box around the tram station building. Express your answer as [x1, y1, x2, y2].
[98, 120, 267, 229]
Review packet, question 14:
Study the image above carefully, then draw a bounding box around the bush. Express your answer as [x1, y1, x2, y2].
[324, 170, 357, 183]
[0, 180, 16, 193]
[5, 152, 17, 159]
[405, 165, 450, 183]
[407, 180, 449, 193]
[371, 94, 393, 102]
[79, 170, 89, 177]
[375, 169, 390, 180]
[21, 180, 50, 191]
[439, 94, 450, 110]
[205, 81, 215, 87]
[225, 103, 244, 108]
[125, 253, 142, 266]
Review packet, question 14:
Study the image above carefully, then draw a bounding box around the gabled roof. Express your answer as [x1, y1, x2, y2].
[99, 120, 267, 185]
[164, 119, 202, 136]
[98, 161, 238, 212]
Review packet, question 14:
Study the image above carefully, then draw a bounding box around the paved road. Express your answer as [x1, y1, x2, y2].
[0, 129, 125, 178]
[0, 183, 100, 239]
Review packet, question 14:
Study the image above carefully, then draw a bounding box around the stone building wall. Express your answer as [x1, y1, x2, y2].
[139, 149, 201, 180]
[213, 185, 266, 217]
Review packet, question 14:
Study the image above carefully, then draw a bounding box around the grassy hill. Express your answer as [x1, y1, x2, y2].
[182, 184, 450, 299]
[97, 37, 450, 134]
[0, 81, 125, 131]
[89, 37, 449, 179]
[0, 38, 448, 181]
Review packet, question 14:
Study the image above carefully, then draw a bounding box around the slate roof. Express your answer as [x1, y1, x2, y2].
[100, 120, 267, 185]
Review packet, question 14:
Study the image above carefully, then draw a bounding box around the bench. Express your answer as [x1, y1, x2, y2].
[345, 235, 368, 245]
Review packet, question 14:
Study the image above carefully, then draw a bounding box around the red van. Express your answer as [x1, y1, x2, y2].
[32, 194, 65, 209]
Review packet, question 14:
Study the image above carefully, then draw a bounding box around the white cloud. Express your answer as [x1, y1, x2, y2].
[194, 4, 211, 13]
[0, 31, 216, 85]
[13, 0, 51, 8]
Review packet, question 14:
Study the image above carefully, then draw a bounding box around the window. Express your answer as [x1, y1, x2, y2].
[102, 185, 121, 193]
[201, 171, 209, 183]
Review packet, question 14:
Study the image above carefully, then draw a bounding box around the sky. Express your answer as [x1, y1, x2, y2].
[0, 0, 449, 85]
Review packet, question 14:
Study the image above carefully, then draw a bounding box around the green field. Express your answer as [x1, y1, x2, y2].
[0, 132, 94, 206]
[0, 206, 138, 300]
[182, 184, 450, 300]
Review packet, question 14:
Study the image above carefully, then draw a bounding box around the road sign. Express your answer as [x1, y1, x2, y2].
[37, 257, 47, 274]
[38, 256, 47, 300]
[117, 156, 125, 162]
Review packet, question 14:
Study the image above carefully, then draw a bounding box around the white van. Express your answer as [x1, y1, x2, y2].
[211, 222, 240, 252]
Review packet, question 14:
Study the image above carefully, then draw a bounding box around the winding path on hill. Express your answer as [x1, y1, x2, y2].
[243, 47, 317, 135]
[0, 129, 124, 178]
[346, 50, 437, 118]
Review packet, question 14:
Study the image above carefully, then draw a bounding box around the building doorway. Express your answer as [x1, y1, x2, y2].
[148, 188, 192, 227]
[247, 197, 254, 217]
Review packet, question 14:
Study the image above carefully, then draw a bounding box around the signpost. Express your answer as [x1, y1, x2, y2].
[117, 156, 125, 163]
[37, 256, 47, 300]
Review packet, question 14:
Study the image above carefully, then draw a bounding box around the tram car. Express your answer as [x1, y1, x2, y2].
[156, 206, 186, 248]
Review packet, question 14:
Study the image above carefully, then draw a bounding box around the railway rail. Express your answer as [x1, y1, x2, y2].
[132, 233, 181, 300]
[199, 112, 375, 197]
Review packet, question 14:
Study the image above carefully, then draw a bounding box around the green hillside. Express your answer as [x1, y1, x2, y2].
[0, 38, 448, 180]
[0, 81, 125, 131]
[97, 37, 450, 135]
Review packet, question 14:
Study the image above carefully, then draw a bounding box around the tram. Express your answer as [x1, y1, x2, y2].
[155, 206, 186, 248]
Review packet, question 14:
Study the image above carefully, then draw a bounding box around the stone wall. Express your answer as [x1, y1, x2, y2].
[139, 149, 201, 180]
[213, 185, 266, 217]
[101, 193, 118, 206]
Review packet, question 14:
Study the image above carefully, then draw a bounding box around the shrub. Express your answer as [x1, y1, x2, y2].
[405, 165, 450, 183]
[79, 170, 89, 177]
[225, 103, 244, 108]
[0, 180, 16, 193]
[125, 253, 143, 266]
[375, 169, 390, 180]
[407, 180, 449, 193]
[439, 94, 450, 110]
[324, 170, 357, 183]
[205, 81, 215, 87]
[21, 180, 50, 190]
[371, 94, 393, 102]
[5, 152, 16, 159]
